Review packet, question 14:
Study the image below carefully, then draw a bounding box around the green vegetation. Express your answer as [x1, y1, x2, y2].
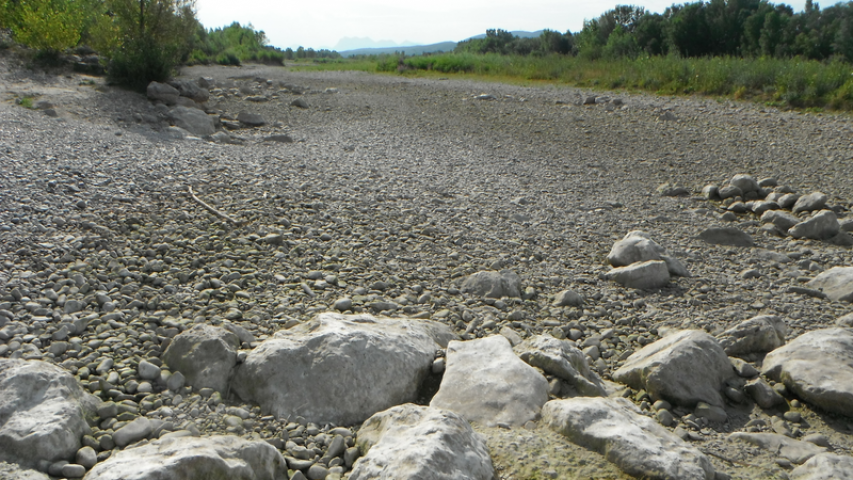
[17, 95, 34, 108]
[187, 22, 292, 66]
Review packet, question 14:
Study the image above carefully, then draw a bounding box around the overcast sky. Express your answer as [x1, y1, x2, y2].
[195, 0, 813, 51]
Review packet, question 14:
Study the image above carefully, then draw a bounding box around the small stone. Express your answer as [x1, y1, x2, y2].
[61, 464, 86, 478]
[291, 98, 309, 109]
[138, 360, 161, 381]
[76, 446, 97, 469]
[333, 298, 353, 311]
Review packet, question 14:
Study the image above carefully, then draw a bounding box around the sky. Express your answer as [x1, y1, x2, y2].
[195, 0, 813, 52]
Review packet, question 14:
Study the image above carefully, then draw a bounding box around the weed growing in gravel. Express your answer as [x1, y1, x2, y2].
[16, 96, 33, 109]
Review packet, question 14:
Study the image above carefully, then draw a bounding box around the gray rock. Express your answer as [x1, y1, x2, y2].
[716, 315, 787, 357]
[222, 321, 256, 346]
[263, 134, 294, 143]
[238, 111, 267, 126]
[162, 325, 239, 393]
[718, 185, 742, 199]
[146, 81, 179, 105]
[841, 218, 853, 232]
[837, 313, 853, 328]
[112, 417, 154, 448]
[233, 313, 455, 425]
[63, 299, 85, 314]
[84, 435, 287, 480]
[792, 192, 828, 214]
[291, 98, 309, 109]
[515, 335, 606, 397]
[730, 174, 759, 194]
[806, 267, 853, 302]
[60, 464, 86, 478]
[0, 359, 98, 469]
[166, 371, 185, 391]
[552, 289, 583, 307]
[791, 453, 853, 480]
[606, 231, 664, 267]
[698, 227, 754, 247]
[543, 397, 715, 480]
[333, 298, 353, 311]
[431, 335, 549, 427]
[779, 193, 800, 209]
[605, 260, 671, 290]
[460, 270, 521, 298]
[827, 230, 853, 246]
[728, 432, 824, 464]
[751, 200, 779, 215]
[612, 330, 736, 408]
[76, 446, 97, 469]
[760, 209, 801, 232]
[167, 107, 215, 136]
[762, 328, 853, 415]
[168, 79, 209, 103]
[0, 463, 49, 480]
[789, 210, 840, 240]
[702, 185, 720, 200]
[744, 378, 785, 409]
[350, 404, 495, 480]
[137, 360, 161, 381]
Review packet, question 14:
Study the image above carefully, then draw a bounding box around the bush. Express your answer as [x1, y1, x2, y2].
[215, 48, 240, 65]
[108, 36, 176, 91]
[10, 0, 86, 53]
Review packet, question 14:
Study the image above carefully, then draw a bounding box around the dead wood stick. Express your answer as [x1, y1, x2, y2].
[188, 186, 246, 227]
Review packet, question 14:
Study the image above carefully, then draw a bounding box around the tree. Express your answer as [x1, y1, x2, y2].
[8, 0, 87, 53]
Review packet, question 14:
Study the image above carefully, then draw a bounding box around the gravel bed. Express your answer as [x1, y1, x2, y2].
[1, 56, 853, 479]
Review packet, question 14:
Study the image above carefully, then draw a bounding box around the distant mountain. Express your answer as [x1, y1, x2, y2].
[338, 30, 545, 57]
[334, 37, 417, 51]
[340, 41, 457, 57]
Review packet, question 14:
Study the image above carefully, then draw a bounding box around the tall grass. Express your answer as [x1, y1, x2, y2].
[297, 53, 853, 111]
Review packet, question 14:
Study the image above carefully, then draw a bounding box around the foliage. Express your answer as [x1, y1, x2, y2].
[8, 0, 86, 53]
[108, 35, 175, 90]
[455, 28, 574, 56]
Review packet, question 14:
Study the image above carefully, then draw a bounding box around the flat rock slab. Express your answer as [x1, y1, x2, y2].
[791, 453, 853, 480]
[612, 330, 735, 408]
[431, 335, 549, 427]
[698, 227, 754, 247]
[167, 106, 215, 136]
[806, 267, 853, 302]
[543, 397, 715, 480]
[716, 315, 787, 357]
[84, 435, 287, 480]
[350, 404, 495, 480]
[163, 324, 240, 393]
[762, 328, 853, 415]
[605, 260, 671, 290]
[233, 313, 455, 425]
[0, 359, 98, 469]
[727, 432, 825, 464]
[515, 335, 606, 397]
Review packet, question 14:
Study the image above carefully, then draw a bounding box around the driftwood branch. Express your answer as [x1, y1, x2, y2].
[188, 186, 246, 227]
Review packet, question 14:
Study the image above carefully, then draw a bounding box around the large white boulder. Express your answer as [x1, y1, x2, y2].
[0, 359, 98, 469]
[806, 267, 853, 302]
[716, 315, 787, 357]
[543, 397, 715, 480]
[83, 435, 287, 480]
[232, 313, 455, 425]
[612, 330, 735, 408]
[791, 453, 853, 480]
[514, 335, 606, 397]
[350, 404, 495, 480]
[430, 335, 549, 427]
[762, 328, 853, 415]
[163, 324, 240, 393]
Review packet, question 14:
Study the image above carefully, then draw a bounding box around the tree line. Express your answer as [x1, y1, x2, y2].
[455, 0, 853, 62]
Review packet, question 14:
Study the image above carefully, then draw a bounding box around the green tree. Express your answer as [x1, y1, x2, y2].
[9, 0, 87, 53]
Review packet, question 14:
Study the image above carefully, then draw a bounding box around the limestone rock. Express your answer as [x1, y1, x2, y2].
[162, 324, 239, 393]
[760, 209, 800, 232]
[552, 289, 583, 307]
[730, 174, 759, 194]
[604, 260, 671, 290]
[698, 227, 754, 247]
[543, 397, 715, 480]
[167, 107, 215, 137]
[168, 79, 209, 103]
[792, 192, 828, 214]
[744, 378, 785, 409]
[0, 359, 98, 469]
[612, 330, 735, 408]
[837, 313, 853, 328]
[791, 453, 853, 480]
[460, 270, 521, 298]
[0, 463, 49, 480]
[146, 81, 179, 105]
[806, 267, 853, 302]
[514, 335, 606, 397]
[789, 210, 840, 240]
[716, 315, 787, 357]
[762, 328, 853, 415]
[728, 432, 825, 464]
[232, 313, 455, 425]
[607, 231, 665, 267]
[238, 111, 267, 126]
[430, 335, 549, 427]
[84, 435, 287, 480]
[350, 404, 495, 480]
